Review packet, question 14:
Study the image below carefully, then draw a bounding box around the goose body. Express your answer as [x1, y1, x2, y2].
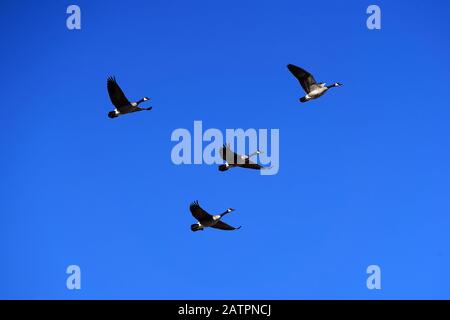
[189, 201, 241, 232]
[287, 64, 342, 103]
[107, 76, 152, 118]
[219, 144, 269, 172]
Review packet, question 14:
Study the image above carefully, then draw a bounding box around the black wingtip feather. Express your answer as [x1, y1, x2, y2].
[287, 64, 297, 71]
[190, 200, 199, 208]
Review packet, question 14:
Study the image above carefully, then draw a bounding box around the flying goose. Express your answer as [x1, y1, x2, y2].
[219, 144, 268, 172]
[190, 201, 241, 232]
[107, 76, 152, 118]
[287, 64, 342, 103]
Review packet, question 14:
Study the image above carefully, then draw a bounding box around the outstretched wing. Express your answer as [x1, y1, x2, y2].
[221, 144, 244, 165]
[189, 201, 212, 221]
[211, 221, 241, 231]
[241, 160, 264, 170]
[287, 64, 318, 93]
[107, 76, 131, 110]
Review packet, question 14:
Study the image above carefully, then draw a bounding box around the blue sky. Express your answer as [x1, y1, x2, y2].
[1, 0, 450, 299]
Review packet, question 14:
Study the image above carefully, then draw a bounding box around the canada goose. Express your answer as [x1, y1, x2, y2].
[107, 76, 152, 118]
[190, 201, 241, 232]
[219, 144, 268, 172]
[287, 64, 342, 103]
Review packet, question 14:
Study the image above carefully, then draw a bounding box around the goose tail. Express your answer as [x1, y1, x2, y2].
[108, 111, 118, 118]
[191, 224, 203, 232]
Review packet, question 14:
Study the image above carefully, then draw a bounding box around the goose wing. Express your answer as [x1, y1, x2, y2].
[287, 64, 318, 93]
[107, 76, 131, 111]
[241, 160, 264, 170]
[211, 221, 241, 231]
[220, 144, 242, 165]
[190, 201, 212, 221]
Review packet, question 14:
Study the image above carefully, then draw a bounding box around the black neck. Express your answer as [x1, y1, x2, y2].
[220, 210, 229, 217]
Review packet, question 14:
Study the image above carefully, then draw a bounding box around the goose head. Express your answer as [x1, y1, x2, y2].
[334, 82, 343, 87]
[219, 208, 235, 218]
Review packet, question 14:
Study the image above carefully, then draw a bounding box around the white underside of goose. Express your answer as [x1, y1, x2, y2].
[307, 86, 328, 99]
[197, 216, 222, 229]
